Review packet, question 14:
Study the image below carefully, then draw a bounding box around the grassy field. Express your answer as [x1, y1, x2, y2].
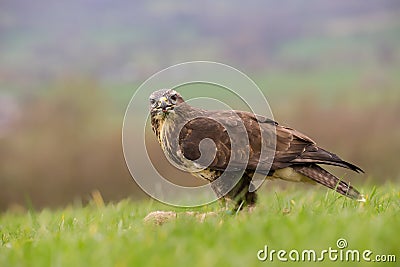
[0, 184, 398, 267]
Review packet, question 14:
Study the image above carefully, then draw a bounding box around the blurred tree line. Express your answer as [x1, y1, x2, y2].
[0, 80, 144, 210]
[1, 77, 399, 211]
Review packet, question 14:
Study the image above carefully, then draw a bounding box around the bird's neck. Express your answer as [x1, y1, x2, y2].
[150, 103, 203, 144]
[150, 110, 178, 143]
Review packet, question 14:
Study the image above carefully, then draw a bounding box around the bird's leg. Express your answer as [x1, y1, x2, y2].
[246, 191, 257, 213]
[213, 172, 257, 214]
[246, 191, 257, 206]
[211, 179, 235, 213]
[232, 191, 258, 213]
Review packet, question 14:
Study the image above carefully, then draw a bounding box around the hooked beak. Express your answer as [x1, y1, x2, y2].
[156, 96, 174, 113]
[159, 97, 169, 112]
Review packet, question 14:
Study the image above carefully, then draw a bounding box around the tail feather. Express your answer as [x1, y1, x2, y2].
[292, 165, 365, 201]
[291, 147, 364, 173]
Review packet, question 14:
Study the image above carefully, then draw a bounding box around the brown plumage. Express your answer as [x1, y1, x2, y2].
[149, 89, 365, 211]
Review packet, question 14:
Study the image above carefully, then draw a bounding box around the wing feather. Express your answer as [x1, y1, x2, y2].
[178, 110, 363, 174]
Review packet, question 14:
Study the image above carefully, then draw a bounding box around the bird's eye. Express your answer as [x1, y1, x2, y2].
[150, 99, 156, 105]
[170, 94, 177, 101]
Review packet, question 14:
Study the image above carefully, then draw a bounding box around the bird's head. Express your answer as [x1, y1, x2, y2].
[149, 89, 184, 117]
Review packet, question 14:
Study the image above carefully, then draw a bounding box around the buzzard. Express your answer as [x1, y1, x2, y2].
[149, 89, 364, 211]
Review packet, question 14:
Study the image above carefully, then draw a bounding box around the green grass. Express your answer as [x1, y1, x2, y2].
[1, 184, 399, 267]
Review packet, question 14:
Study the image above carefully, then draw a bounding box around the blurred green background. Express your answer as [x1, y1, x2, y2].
[1, 0, 399, 211]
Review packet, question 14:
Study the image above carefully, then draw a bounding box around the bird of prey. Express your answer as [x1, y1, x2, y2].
[149, 89, 365, 211]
